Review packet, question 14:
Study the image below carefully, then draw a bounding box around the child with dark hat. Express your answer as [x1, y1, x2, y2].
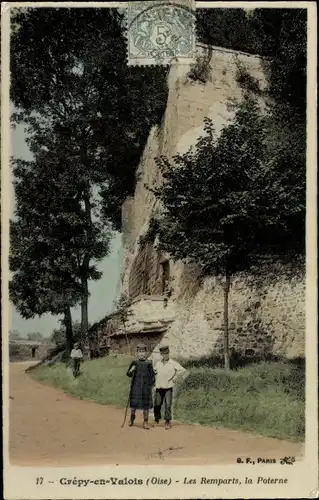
[153, 345, 186, 429]
[70, 342, 83, 378]
[126, 343, 155, 429]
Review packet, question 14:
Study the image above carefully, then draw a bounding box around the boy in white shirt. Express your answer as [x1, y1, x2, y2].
[70, 342, 83, 378]
[153, 345, 186, 429]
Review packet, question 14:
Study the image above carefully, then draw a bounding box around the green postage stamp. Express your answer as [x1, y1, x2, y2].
[127, 1, 196, 65]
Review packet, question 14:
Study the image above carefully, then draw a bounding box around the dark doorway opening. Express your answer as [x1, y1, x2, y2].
[160, 260, 170, 294]
[31, 347, 37, 358]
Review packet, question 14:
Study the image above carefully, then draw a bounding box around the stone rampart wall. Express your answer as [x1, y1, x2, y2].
[119, 44, 305, 360]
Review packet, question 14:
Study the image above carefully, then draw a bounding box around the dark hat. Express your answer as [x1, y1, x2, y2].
[136, 343, 147, 351]
[159, 345, 169, 353]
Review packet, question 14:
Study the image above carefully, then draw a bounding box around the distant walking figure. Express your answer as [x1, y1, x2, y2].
[70, 342, 83, 378]
[126, 344, 155, 430]
[154, 345, 186, 429]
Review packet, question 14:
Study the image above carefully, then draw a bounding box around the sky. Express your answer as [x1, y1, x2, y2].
[11, 123, 123, 337]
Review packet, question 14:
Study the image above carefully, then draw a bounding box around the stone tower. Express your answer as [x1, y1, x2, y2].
[119, 44, 305, 361]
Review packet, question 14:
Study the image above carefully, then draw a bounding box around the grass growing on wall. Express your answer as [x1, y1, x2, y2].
[31, 355, 305, 442]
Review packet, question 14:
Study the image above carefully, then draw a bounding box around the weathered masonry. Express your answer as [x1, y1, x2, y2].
[97, 44, 305, 362]
[9, 340, 55, 362]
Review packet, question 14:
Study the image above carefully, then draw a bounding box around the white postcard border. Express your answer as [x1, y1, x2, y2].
[1, 2, 318, 499]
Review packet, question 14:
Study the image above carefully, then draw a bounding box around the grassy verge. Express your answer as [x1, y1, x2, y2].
[174, 360, 305, 441]
[31, 355, 304, 442]
[31, 355, 132, 408]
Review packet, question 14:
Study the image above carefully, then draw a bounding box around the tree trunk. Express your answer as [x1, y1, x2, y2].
[122, 317, 131, 355]
[223, 272, 231, 370]
[64, 307, 73, 355]
[80, 268, 89, 347]
[81, 184, 92, 357]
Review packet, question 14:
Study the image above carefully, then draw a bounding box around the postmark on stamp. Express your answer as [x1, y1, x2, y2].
[127, 0, 196, 66]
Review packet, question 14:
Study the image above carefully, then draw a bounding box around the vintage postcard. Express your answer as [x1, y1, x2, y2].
[1, 1, 318, 499]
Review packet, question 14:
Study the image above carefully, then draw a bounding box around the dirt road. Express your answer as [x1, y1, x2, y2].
[9, 362, 303, 466]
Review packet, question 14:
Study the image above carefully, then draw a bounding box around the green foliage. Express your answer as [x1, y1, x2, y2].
[249, 9, 307, 257]
[196, 8, 258, 54]
[11, 8, 305, 233]
[138, 217, 160, 248]
[10, 8, 306, 365]
[179, 359, 305, 401]
[197, 8, 307, 155]
[10, 8, 168, 344]
[250, 9, 307, 121]
[113, 293, 134, 331]
[9, 330, 21, 341]
[10, 8, 168, 230]
[50, 327, 66, 347]
[114, 293, 132, 311]
[152, 94, 304, 278]
[235, 62, 261, 94]
[196, 6, 307, 125]
[188, 52, 212, 84]
[9, 134, 112, 355]
[9, 145, 108, 319]
[26, 332, 43, 341]
[50, 321, 88, 346]
[174, 361, 304, 441]
[31, 356, 304, 441]
[150, 88, 305, 370]
[31, 354, 132, 408]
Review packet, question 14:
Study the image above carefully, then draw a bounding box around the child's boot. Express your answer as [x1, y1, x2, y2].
[165, 420, 172, 430]
[129, 410, 135, 427]
[143, 410, 150, 430]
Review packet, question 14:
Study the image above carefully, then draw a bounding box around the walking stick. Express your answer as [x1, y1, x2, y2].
[121, 362, 135, 428]
[121, 389, 131, 428]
